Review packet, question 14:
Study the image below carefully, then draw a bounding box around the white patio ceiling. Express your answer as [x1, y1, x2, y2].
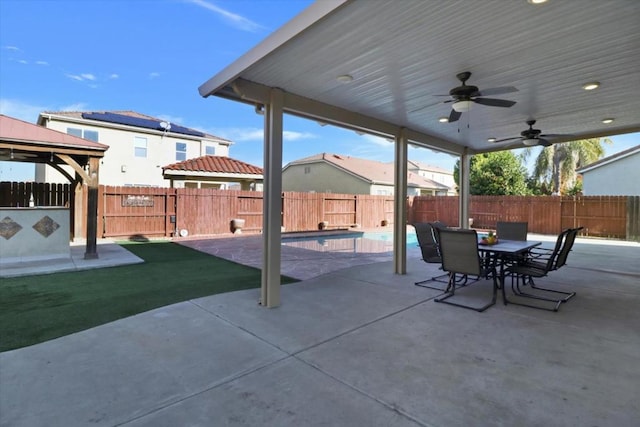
[200, 0, 640, 155]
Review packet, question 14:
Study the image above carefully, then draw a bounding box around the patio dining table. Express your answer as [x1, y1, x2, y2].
[477, 239, 542, 305]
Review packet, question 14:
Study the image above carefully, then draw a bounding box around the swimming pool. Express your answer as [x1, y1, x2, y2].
[281, 230, 419, 253]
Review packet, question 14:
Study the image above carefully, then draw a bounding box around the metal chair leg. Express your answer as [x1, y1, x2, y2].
[503, 273, 563, 312]
[434, 273, 497, 313]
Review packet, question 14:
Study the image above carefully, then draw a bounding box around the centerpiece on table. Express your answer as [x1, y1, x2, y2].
[480, 230, 498, 245]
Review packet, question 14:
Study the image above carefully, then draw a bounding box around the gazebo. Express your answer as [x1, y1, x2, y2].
[0, 114, 108, 259]
[198, 0, 640, 307]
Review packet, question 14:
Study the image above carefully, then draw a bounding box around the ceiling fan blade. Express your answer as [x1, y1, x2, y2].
[475, 86, 518, 96]
[473, 98, 517, 108]
[493, 137, 520, 143]
[538, 138, 552, 147]
[539, 133, 573, 139]
[448, 109, 462, 123]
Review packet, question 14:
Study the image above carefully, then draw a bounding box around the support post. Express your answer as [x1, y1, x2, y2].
[459, 150, 471, 229]
[261, 89, 284, 308]
[84, 157, 100, 259]
[393, 128, 408, 274]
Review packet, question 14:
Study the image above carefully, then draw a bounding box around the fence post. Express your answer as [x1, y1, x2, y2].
[627, 196, 640, 242]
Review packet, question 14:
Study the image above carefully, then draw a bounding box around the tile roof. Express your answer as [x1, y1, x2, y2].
[0, 114, 109, 151]
[163, 155, 263, 175]
[287, 153, 450, 190]
[39, 110, 231, 143]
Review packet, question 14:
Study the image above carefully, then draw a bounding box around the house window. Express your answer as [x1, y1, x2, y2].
[67, 127, 99, 142]
[84, 130, 99, 142]
[304, 166, 311, 174]
[176, 142, 187, 161]
[67, 128, 82, 138]
[134, 136, 147, 158]
[205, 146, 216, 155]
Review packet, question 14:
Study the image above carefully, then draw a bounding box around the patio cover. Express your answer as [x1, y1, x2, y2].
[0, 114, 109, 259]
[198, 0, 640, 307]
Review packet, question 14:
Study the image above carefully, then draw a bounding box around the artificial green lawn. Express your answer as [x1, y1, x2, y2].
[0, 242, 298, 352]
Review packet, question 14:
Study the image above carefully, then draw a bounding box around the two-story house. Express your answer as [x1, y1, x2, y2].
[282, 153, 453, 196]
[36, 110, 233, 187]
[407, 160, 456, 195]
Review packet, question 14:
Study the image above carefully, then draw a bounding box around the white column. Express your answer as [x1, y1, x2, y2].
[261, 88, 284, 308]
[459, 150, 471, 228]
[393, 128, 408, 274]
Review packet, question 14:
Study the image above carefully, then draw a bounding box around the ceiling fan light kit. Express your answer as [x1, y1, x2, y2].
[437, 71, 518, 122]
[452, 100, 473, 112]
[522, 138, 539, 146]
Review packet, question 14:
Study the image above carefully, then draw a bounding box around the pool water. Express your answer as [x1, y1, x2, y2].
[281, 230, 419, 253]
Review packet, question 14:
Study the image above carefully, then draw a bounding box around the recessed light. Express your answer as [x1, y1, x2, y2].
[601, 118, 614, 124]
[336, 74, 353, 83]
[438, 117, 449, 123]
[582, 81, 600, 91]
[527, 0, 548, 4]
[487, 138, 497, 143]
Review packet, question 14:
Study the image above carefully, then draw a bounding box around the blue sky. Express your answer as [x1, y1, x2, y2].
[1, 0, 637, 182]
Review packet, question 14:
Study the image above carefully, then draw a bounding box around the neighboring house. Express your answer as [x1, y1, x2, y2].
[282, 153, 452, 196]
[576, 144, 640, 196]
[407, 160, 456, 195]
[36, 111, 232, 187]
[163, 155, 263, 190]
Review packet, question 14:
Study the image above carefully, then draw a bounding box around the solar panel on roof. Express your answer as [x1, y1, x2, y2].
[81, 112, 205, 137]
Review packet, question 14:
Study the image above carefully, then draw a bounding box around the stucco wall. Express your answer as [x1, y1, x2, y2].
[38, 119, 229, 187]
[283, 163, 372, 194]
[0, 207, 70, 262]
[581, 152, 640, 196]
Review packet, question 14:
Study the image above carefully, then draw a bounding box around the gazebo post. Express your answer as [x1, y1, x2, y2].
[84, 157, 100, 259]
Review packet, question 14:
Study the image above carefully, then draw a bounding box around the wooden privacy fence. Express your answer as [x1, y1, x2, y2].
[2, 182, 638, 241]
[0, 181, 70, 207]
[96, 187, 395, 239]
[409, 195, 637, 239]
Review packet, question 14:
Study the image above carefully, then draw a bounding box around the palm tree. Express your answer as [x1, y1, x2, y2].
[523, 138, 611, 195]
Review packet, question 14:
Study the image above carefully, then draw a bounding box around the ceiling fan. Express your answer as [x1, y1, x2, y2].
[436, 71, 518, 123]
[493, 120, 570, 147]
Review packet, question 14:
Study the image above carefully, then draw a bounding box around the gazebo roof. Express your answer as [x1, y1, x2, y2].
[0, 114, 108, 163]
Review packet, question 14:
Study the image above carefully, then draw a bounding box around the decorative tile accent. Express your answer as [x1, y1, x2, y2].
[0, 216, 23, 240]
[32, 215, 60, 238]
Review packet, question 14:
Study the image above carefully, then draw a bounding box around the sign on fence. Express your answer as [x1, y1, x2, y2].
[121, 195, 154, 207]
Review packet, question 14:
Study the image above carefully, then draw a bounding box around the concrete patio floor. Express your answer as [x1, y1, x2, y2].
[1, 235, 639, 426]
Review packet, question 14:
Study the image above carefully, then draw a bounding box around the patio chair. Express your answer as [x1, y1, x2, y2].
[503, 227, 581, 311]
[496, 221, 528, 241]
[413, 221, 450, 290]
[496, 221, 529, 265]
[434, 228, 498, 312]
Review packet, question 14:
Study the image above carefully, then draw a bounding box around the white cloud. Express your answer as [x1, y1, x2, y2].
[18, 59, 28, 64]
[211, 127, 317, 142]
[361, 133, 393, 147]
[3, 46, 20, 51]
[109, 73, 119, 79]
[185, 0, 265, 32]
[35, 60, 49, 66]
[66, 74, 84, 81]
[149, 72, 160, 79]
[283, 130, 317, 141]
[81, 73, 96, 81]
[61, 103, 88, 112]
[0, 99, 48, 122]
